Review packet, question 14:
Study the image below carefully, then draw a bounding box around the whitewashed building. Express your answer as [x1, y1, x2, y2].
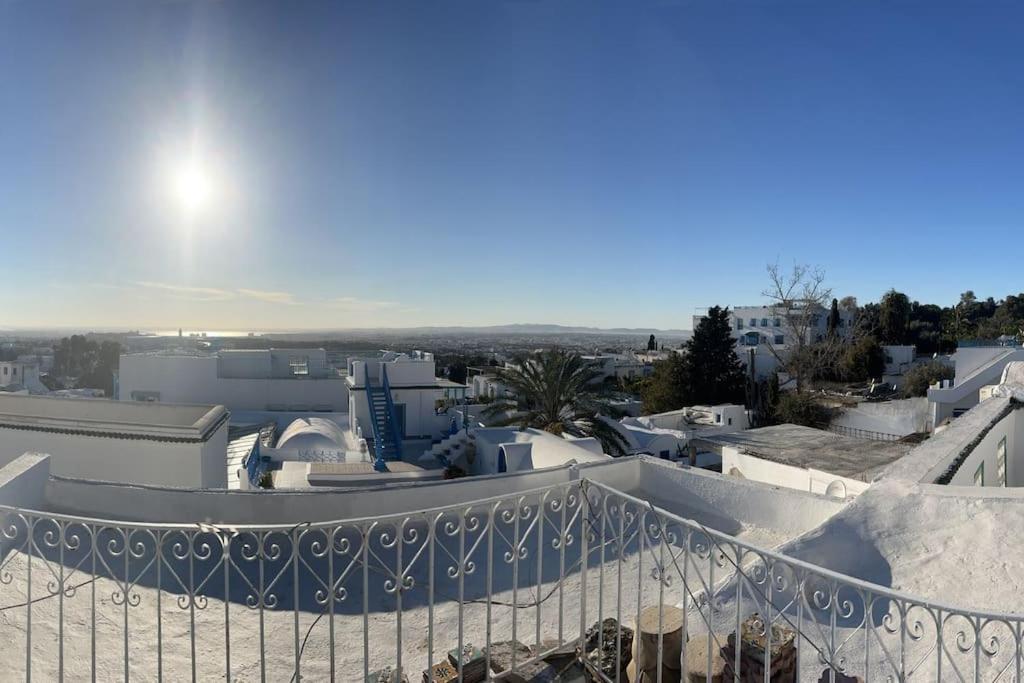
[118, 348, 349, 412]
[928, 344, 1024, 426]
[0, 359, 45, 392]
[346, 351, 467, 469]
[0, 393, 228, 487]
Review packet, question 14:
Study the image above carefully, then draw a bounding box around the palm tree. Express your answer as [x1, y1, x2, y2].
[482, 348, 630, 456]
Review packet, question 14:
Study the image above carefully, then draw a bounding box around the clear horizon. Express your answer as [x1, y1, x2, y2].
[3, 1, 1024, 329]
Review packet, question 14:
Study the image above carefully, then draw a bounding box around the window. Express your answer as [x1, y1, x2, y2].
[11, 367, 15, 376]
[998, 436, 1007, 486]
[774, 335, 785, 345]
[736, 319, 744, 330]
[715, 413, 722, 423]
[727, 417, 733, 426]
[2, 367, 6, 375]
[659, 450, 670, 460]
[773, 318, 781, 327]
[289, 356, 310, 376]
[749, 318, 757, 327]
[761, 318, 768, 327]
[974, 462, 985, 487]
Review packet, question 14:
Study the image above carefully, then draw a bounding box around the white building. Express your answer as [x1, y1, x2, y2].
[346, 351, 467, 468]
[614, 404, 749, 460]
[927, 344, 1024, 426]
[693, 304, 855, 347]
[882, 344, 916, 377]
[0, 359, 45, 393]
[118, 348, 349, 412]
[580, 353, 649, 383]
[0, 393, 228, 487]
[468, 370, 511, 401]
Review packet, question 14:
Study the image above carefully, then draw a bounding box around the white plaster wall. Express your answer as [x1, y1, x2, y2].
[632, 456, 847, 536]
[929, 349, 1024, 425]
[721, 447, 868, 497]
[39, 457, 639, 525]
[0, 453, 50, 509]
[0, 424, 228, 488]
[120, 355, 348, 411]
[948, 408, 1021, 487]
[44, 460, 613, 524]
[831, 397, 930, 436]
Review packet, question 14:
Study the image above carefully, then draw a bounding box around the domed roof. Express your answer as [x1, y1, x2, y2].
[276, 417, 347, 452]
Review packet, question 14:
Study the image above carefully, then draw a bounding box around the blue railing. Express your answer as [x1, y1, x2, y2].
[363, 365, 389, 472]
[381, 365, 404, 462]
[244, 440, 268, 487]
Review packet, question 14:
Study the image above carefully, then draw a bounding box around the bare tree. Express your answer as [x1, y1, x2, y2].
[762, 262, 837, 392]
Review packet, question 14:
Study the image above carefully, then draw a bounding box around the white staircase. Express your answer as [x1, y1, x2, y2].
[419, 430, 475, 467]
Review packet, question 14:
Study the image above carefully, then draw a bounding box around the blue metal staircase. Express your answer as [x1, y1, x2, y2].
[364, 364, 403, 472]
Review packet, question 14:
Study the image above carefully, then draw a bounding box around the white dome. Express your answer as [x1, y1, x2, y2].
[276, 417, 347, 452]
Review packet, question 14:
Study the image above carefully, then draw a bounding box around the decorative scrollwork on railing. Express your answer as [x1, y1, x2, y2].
[3, 480, 1024, 682]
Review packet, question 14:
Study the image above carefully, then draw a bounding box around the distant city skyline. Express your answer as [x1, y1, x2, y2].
[3, 1, 1024, 330]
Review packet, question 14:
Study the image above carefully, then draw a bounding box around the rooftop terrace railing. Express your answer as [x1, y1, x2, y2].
[0, 479, 1020, 681]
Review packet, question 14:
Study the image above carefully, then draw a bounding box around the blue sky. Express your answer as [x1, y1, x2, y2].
[2, 1, 1023, 331]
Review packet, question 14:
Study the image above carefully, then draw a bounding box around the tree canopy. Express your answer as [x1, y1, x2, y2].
[640, 306, 745, 413]
[482, 348, 630, 455]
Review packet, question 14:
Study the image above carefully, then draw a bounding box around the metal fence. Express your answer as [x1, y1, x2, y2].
[0, 479, 1020, 681]
[827, 424, 904, 442]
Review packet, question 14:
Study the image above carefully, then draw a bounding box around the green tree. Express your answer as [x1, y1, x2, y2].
[775, 392, 834, 429]
[879, 290, 911, 344]
[827, 298, 840, 337]
[902, 361, 955, 397]
[838, 336, 886, 382]
[647, 334, 657, 351]
[482, 348, 630, 455]
[639, 306, 745, 412]
[684, 306, 747, 405]
[639, 353, 689, 414]
[446, 361, 468, 385]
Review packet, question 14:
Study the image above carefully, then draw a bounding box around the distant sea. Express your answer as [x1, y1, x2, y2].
[146, 330, 263, 338]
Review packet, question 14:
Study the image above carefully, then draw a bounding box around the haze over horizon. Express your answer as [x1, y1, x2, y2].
[3, 1, 1024, 329]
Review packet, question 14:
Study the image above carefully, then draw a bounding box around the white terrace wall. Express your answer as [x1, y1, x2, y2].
[43, 457, 641, 525]
[0, 423, 228, 488]
[720, 447, 870, 498]
[632, 456, 847, 537]
[0, 453, 49, 509]
[830, 397, 930, 437]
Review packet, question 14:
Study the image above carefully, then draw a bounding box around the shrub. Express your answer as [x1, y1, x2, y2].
[775, 392, 834, 429]
[902, 361, 955, 397]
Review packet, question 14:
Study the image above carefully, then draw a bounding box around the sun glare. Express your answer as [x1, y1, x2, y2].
[173, 161, 213, 213]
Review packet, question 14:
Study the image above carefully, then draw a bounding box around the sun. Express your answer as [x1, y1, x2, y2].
[173, 160, 214, 213]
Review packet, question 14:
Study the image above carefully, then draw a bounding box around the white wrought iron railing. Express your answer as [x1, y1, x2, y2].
[0, 479, 1020, 681]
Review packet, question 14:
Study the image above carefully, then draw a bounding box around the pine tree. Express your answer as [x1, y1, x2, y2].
[827, 298, 840, 337]
[682, 306, 747, 406]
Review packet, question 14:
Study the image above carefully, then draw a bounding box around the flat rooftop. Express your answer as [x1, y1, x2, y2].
[700, 423, 913, 481]
[0, 394, 228, 442]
